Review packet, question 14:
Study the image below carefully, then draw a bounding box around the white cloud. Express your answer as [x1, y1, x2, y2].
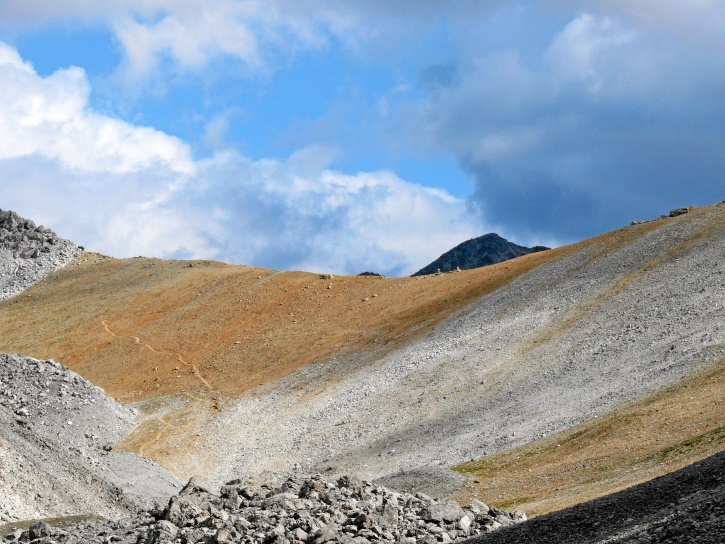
[0, 41, 482, 276]
[0, 1, 508, 86]
[0, 42, 194, 175]
[113, 2, 262, 80]
[189, 149, 481, 275]
[202, 108, 245, 149]
[544, 14, 635, 91]
[0, 1, 344, 83]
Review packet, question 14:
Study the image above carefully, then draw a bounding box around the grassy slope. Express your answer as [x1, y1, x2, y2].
[0, 249, 560, 403]
[0, 216, 668, 404]
[453, 355, 725, 517]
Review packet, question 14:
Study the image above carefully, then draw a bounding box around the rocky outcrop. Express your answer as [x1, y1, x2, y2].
[412, 233, 548, 276]
[0, 209, 82, 301]
[3, 473, 524, 543]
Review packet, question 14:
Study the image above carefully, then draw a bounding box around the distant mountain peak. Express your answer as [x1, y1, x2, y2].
[412, 233, 548, 276]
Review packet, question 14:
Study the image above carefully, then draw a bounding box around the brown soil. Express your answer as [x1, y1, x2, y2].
[453, 355, 725, 517]
[0, 251, 563, 403]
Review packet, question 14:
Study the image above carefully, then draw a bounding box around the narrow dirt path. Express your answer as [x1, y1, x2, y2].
[139, 416, 174, 457]
[102, 320, 216, 459]
[136, 392, 209, 457]
[101, 320, 212, 390]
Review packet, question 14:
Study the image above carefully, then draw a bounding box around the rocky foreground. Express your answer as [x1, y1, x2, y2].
[0, 354, 180, 522]
[3, 474, 524, 544]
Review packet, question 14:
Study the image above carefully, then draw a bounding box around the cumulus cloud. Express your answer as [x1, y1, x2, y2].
[0, 42, 194, 174]
[192, 148, 479, 276]
[0, 1, 341, 83]
[0, 0, 506, 84]
[0, 41, 481, 276]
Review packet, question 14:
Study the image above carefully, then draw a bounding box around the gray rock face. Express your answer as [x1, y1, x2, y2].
[412, 233, 548, 276]
[0, 209, 83, 301]
[3, 474, 523, 543]
[0, 353, 182, 523]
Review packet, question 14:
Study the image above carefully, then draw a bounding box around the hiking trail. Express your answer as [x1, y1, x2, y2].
[101, 320, 212, 390]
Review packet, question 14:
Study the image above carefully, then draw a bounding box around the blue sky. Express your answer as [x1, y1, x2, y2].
[0, 1, 723, 276]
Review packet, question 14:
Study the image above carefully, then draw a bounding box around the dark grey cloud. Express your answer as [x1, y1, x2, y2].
[405, 9, 725, 245]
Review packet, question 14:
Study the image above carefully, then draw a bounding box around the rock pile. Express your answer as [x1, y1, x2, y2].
[0, 209, 82, 301]
[3, 474, 524, 543]
[0, 354, 181, 522]
[0, 353, 135, 454]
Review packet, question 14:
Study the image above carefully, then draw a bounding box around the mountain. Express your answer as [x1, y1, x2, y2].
[412, 233, 549, 276]
[1, 203, 724, 542]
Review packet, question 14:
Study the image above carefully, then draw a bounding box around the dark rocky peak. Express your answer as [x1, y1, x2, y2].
[413, 233, 548, 276]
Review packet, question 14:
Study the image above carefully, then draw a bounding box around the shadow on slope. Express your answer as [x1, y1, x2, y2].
[462, 449, 724, 544]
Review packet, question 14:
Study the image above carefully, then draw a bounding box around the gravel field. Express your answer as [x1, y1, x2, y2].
[0, 354, 181, 523]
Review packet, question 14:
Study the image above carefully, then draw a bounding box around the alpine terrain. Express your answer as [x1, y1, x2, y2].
[0, 202, 723, 543]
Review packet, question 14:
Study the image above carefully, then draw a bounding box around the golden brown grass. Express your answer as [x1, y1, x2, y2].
[453, 355, 725, 517]
[0, 249, 565, 402]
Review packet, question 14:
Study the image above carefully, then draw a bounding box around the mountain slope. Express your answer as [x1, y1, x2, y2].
[198, 203, 725, 488]
[412, 233, 548, 276]
[0, 203, 723, 520]
[453, 353, 724, 516]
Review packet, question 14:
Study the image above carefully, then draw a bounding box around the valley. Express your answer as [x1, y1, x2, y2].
[1, 203, 724, 542]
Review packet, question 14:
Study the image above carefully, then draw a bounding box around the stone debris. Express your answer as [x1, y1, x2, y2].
[0, 209, 83, 301]
[2, 474, 524, 543]
[0, 353, 135, 454]
[631, 205, 694, 225]
[0, 353, 182, 523]
[668, 207, 692, 217]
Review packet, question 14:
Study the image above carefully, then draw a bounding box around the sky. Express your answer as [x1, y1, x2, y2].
[0, 1, 723, 276]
